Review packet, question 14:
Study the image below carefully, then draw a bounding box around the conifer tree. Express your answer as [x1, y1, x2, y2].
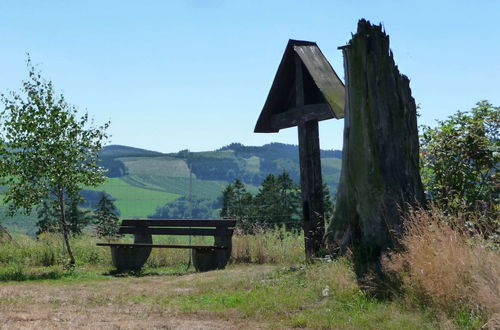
[94, 193, 120, 240]
[255, 172, 301, 228]
[36, 194, 91, 237]
[66, 194, 92, 236]
[36, 200, 59, 236]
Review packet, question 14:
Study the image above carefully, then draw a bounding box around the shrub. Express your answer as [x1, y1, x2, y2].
[420, 101, 499, 237]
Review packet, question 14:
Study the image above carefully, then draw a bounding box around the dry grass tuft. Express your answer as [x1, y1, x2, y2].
[231, 225, 304, 265]
[383, 207, 500, 324]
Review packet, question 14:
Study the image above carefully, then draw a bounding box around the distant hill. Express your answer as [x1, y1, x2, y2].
[2, 143, 342, 234]
[100, 145, 164, 158]
[89, 142, 342, 218]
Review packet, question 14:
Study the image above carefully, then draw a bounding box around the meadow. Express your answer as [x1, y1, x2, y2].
[0, 213, 498, 329]
[85, 177, 180, 218]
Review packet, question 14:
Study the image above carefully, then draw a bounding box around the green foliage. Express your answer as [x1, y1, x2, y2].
[65, 194, 93, 235]
[221, 172, 333, 232]
[254, 172, 301, 228]
[36, 200, 59, 236]
[0, 56, 110, 264]
[220, 179, 254, 223]
[36, 195, 91, 237]
[149, 196, 217, 219]
[420, 101, 499, 234]
[94, 192, 120, 240]
[98, 156, 128, 178]
[79, 143, 341, 227]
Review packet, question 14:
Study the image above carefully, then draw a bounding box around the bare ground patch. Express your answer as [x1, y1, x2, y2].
[0, 265, 276, 330]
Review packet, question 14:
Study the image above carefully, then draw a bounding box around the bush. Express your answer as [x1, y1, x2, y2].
[420, 101, 499, 237]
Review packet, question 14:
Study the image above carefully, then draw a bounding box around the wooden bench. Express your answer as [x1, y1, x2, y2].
[97, 219, 236, 272]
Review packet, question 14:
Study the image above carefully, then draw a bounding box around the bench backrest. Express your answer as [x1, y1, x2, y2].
[118, 219, 236, 237]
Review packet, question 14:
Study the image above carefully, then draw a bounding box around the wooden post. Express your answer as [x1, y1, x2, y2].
[296, 54, 325, 261]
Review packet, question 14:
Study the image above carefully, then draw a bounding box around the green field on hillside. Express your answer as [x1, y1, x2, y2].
[0, 206, 38, 236]
[119, 156, 191, 178]
[130, 174, 238, 200]
[321, 157, 342, 170]
[89, 177, 180, 218]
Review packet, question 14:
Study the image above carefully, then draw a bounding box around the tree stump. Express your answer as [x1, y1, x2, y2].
[326, 20, 425, 280]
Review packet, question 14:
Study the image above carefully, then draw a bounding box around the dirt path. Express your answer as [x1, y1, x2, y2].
[0, 266, 275, 329]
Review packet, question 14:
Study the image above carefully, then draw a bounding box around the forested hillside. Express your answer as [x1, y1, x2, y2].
[2, 142, 342, 234]
[94, 143, 341, 217]
[92, 142, 341, 218]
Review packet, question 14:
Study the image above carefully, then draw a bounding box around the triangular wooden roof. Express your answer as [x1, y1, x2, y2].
[255, 39, 345, 133]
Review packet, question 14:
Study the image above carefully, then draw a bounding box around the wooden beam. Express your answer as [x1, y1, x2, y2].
[121, 219, 236, 228]
[298, 121, 325, 261]
[270, 103, 333, 130]
[296, 53, 325, 262]
[96, 243, 228, 250]
[118, 227, 234, 236]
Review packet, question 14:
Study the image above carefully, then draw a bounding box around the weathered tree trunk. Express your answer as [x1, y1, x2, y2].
[326, 20, 425, 279]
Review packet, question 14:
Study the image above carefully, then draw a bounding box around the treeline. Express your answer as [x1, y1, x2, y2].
[35, 193, 121, 240]
[98, 156, 128, 178]
[149, 197, 220, 219]
[147, 171, 333, 230]
[220, 172, 333, 232]
[174, 143, 342, 185]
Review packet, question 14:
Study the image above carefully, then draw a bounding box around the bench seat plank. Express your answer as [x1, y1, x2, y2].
[96, 243, 229, 250]
[121, 219, 236, 227]
[118, 227, 233, 236]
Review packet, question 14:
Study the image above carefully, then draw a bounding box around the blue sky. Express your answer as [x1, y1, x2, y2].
[0, 1, 498, 152]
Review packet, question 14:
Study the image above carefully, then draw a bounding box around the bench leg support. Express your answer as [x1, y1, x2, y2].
[192, 235, 232, 272]
[110, 234, 153, 272]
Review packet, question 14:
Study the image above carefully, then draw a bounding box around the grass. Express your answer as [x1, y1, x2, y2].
[383, 207, 500, 328]
[1, 216, 497, 328]
[119, 156, 191, 178]
[0, 206, 39, 236]
[242, 155, 260, 173]
[131, 174, 232, 200]
[88, 177, 180, 218]
[0, 261, 439, 329]
[171, 262, 437, 329]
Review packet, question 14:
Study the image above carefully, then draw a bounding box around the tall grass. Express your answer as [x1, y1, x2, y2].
[383, 207, 500, 328]
[231, 225, 304, 264]
[0, 226, 305, 272]
[0, 232, 111, 268]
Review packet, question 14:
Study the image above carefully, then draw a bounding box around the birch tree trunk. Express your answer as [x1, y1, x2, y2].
[326, 20, 425, 279]
[58, 189, 76, 266]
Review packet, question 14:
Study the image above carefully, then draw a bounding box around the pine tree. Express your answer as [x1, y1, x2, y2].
[66, 194, 92, 236]
[36, 194, 91, 237]
[36, 200, 59, 236]
[94, 193, 120, 240]
[220, 179, 253, 219]
[220, 179, 254, 232]
[255, 173, 301, 228]
[276, 171, 301, 228]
